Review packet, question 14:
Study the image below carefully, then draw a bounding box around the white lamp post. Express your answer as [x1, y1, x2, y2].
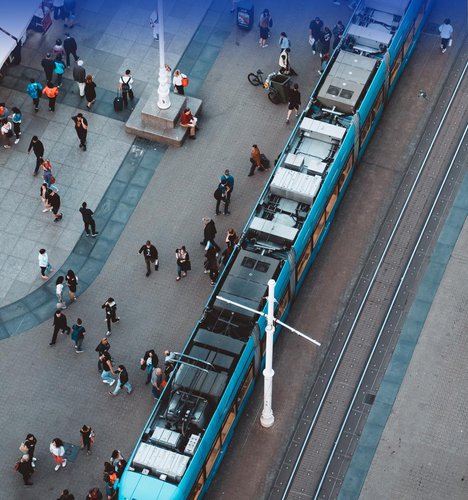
[157, 0, 171, 110]
[217, 280, 320, 428]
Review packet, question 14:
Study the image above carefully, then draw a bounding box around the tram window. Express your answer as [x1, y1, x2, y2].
[313, 212, 326, 246]
[237, 363, 254, 407]
[326, 186, 338, 220]
[205, 436, 222, 478]
[276, 286, 290, 319]
[339, 151, 353, 192]
[296, 238, 313, 281]
[372, 89, 384, 118]
[221, 406, 237, 444]
[414, 1, 426, 33]
[190, 471, 205, 500]
[390, 49, 403, 85]
[360, 115, 372, 145]
[404, 25, 415, 55]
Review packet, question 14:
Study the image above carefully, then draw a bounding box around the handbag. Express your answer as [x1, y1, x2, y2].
[56, 302, 66, 309]
[182, 76, 189, 87]
[308, 35, 315, 46]
[19, 442, 28, 453]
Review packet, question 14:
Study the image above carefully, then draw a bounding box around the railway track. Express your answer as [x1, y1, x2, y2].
[269, 51, 468, 500]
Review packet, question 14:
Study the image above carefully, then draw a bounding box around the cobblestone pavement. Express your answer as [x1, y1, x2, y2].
[0, 0, 345, 498]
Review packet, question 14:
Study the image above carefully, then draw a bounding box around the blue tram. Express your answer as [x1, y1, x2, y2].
[120, 0, 432, 498]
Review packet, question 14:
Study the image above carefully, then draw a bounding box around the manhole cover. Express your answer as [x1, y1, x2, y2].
[364, 393, 376, 405]
[423, 22, 440, 36]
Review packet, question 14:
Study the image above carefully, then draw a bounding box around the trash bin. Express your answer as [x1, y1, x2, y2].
[269, 74, 291, 103]
[237, 1, 254, 31]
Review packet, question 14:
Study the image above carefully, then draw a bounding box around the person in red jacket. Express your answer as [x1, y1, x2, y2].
[42, 82, 59, 112]
[180, 108, 197, 140]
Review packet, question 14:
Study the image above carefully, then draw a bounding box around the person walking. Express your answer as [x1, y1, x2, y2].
[28, 136, 45, 175]
[42, 82, 59, 112]
[286, 83, 301, 123]
[141, 350, 158, 384]
[71, 113, 88, 150]
[119, 69, 134, 108]
[53, 38, 66, 59]
[79, 201, 98, 236]
[1, 119, 13, 148]
[47, 190, 63, 222]
[172, 69, 187, 95]
[63, 0, 76, 28]
[200, 217, 220, 250]
[205, 242, 219, 286]
[50, 438, 67, 471]
[110, 365, 133, 396]
[56, 276, 66, 308]
[53, 0, 65, 20]
[54, 55, 66, 87]
[38, 248, 51, 279]
[102, 298, 120, 336]
[318, 26, 332, 57]
[100, 352, 115, 385]
[309, 16, 324, 54]
[41, 183, 52, 212]
[50, 310, 70, 345]
[332, 20, 345, 49]
[41, 53, 55, 83]
[279, 32, 290, 50]
[80, 425, 94, 455]
[439, 18, 453, 53]
[71, 318, 86, 352]
[103, 462, 118, 498]
[9, 107, 22, 144]
[16, 455, 34, 485]
[64, 33, 78, 67]
[258, 9, 273, 48]
[73, 60, 86, 97]
[26, 79, 43, 112]
[96, 337, 110, 371]
[66, 269, 78, 301]
[249, 144, 264, 176]
[175, 246, 191, 281]
[84, 75, 96, 109]
[138, 240, 159, 277]
[151, 367, 164, 399]
[149, 9, 159, 41]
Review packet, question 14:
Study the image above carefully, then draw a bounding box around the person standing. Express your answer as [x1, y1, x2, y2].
[172, 69, 186, 95]
[71, 318, 86, 352]
[96, 337, 110, 371]
[119, 69, 134, 108]
[332, 20, 345, 49]
[50, 310, 70, 345]
[42, 82, 59, 112]
[215, 180, 231, 215]
[63, 0, 76, 28]
[49, 438, 67, 471]
[110, 365, 133, 396]
[279, 32, 290, 50]
[258, 9, 272, 48]
[54, 55, 66, 87]
[439, 18, 453, 53]
[151, 367, 164, 399]
[102, 298, 120, 336]
[73, 60, 86, 97]
[149, 10, 159, 41]
[66, 269, 78, 301]
[86, 488, 103, 500]
[23, 434, 38, 468]
[141, 350, 158, 384]
[175, 246, 190, 281]
[79, 201, 98, 236]
[9, 107, 22, 144]
[286, 83, 301, 123]
[309, 16, 324, 54]
[56, 276, 66, 308]
[100, 352, 115, 385]
[200, 217, 220, 250]
[53, 0, 65, 20]
[279, 48, 297, 76]
[47, 190, 63, 222]
[226, 228, 238, 249]
[138, 240, 159, 277]
[64, 33, 78, 67]
[205, 242, 219, 286]
[249, 144, 264, 176]
[84, 75, 96, 109]
[16, 455, 34, 485]
[28, 136, 44, 175]
[1, 119, 13, 148]
[80, 425, 94, 455]
[38, 248, 51, 279]
[41, 53, 55, 83]
[221, 169, 234, 205]
[58, 489, 75, 500]
[71, 113, 88, 150]
[26, 79, 43, 112]
[318, 26, 332, 57]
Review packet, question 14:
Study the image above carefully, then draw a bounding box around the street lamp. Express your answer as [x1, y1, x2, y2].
[217, 279, 320, 428]
[156, 0, 171, 110]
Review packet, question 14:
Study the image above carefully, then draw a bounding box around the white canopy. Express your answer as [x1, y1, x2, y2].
[0, 0, 41, 40]
[0, 30, 17, 69]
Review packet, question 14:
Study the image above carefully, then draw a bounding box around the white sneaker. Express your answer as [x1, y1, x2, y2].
[42, 208, 52, 212]
[62, 459, 67, 467]
[14, 138, 20, 144]
[109, 380, 115, 387]
[55, 464, 60, 471]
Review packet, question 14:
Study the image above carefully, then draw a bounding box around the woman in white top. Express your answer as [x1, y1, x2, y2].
[49, 438, 67, 471]
[172, 69, 186, 95]
[1, 119, 13, 148]
[38, 248, 50, 279]
[56, 276, 66, 308]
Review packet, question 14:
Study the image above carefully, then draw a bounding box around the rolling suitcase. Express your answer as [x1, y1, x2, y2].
[114, 90, 123, 112]
[260, 153, 270, 169]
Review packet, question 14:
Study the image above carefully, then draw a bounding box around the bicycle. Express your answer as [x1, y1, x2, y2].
[247, 69, 282, 104]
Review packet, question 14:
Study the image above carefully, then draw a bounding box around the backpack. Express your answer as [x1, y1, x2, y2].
[213, 187, 223, 201]
[120, 77, 130, 92]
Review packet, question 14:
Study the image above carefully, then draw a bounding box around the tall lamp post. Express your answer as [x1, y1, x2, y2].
[218, 279, 321, 428]
[157, 0, 171, 110]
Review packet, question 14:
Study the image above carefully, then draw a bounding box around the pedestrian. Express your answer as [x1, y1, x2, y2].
[42, 81, 59, 112]
[71, 318, 86, 352]
[53, 0, 65, 20]
[318, 27, 332, 56]
[332, 20, 345, 49]
[116, 459, 127, 479]
[119, 69, 134, 108]
[73, 59, 86, 97]
[16, 455, 34, 486]
[96, 337, 110, 371]
[53, 38, 66, 59]
[175, 246, 191, 281]
[1, 119, 13, 148]
[64, 33, 78, 67]
[110, 365, 133, 396]
[50, 309, 71, 345]
[54, 55, 66, 86]
[42, 159, 58, 191]
[86, 488, 103, 500]
[138, 240, 159, 277]
[79, 201, 98, 236]
[279, 32, 290, 50]
[38, 248, 51, 280]
[180, 107, 197, 139]
[26, 79, 43, 112]
[103, 462, 118, 498]
[149, 9, 159, 41]
[226, 228, 238, 248]
[100, 352, 115, 385]
[141, 350, 158, 384]
[56, 276, 66, 308]
[28, 136, 45, 175]
[249, 144, 265, 176]
[439, 18, 453, 53]
[0, 103, 8, 120]
[258, 9, 273, 48]
[205, 242, 219, 286]
[110, 450, 124, 470]
[172, 69, 187, 95]
[84, 75, 96, 109]
[49, 438, 67, 471]
[41, 184, 52, 212]
[102, 297, 120, 336]
[71, 113, 88, 150]
[286, 83, 301, 123]
[57, 489, 75, 500]
[80, 425, 94, 455]
[151, 367, 164, 399]
[309, 16, 324, 54]
[318, 53, 330, 75]
[279, 48, 297, 76]
[9, 107, 22, 144]
[214, 181, 231, 215]
[22, 434, 38, 467]
[63, 0, 76, 28]
[164, 350, 175, 379]
[47, 190, 63, 222]
[200, 217, 220, 250]
[41, 53, 55, 82]
[221, 169, 234, 205]
[66, 269, 78, 302]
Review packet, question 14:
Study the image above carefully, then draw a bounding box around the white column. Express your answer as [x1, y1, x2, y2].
[157, 0, 171, 109]
[260, 279, 276, 428]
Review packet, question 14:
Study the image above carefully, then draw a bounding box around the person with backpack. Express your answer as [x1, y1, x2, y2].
[54, 55, 66, 86]
[258, 9, 273, 48]
[119, 69, 134, 108]
[9, 107, 22, 144]
[214, 180, 231, 215]
[42, 82, 59, 112]
[102, 298, 120, 335]
[26, 79, 43, 112]
[71, 318, 86, 352]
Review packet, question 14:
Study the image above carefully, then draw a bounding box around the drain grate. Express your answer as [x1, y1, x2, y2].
[364, 393, 376, 405]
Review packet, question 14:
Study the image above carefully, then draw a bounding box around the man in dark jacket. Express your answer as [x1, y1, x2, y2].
[41, 53, 55, 83]
[309, 17, 324, 54]
[286, 83, 301, 123]
[200, 217, 220, 251]
[73, 59, 86, 96]
[79, 202, 98, 236]
[47, 191, 63, 222]
[27, 136, 44, 175]
[110, 365, 133, 396]
[16, 455, 34, 485]
[63, 33, 78, 67]
[50, 310, 71, 345]
[138, 240, 159, 276]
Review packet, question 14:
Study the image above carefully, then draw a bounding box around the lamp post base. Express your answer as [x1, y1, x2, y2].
[260, 412, 275, 428]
